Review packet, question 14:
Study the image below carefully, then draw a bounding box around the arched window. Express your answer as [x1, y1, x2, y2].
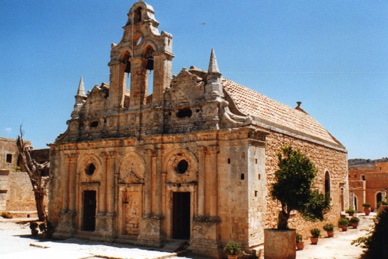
[324, 171, 331, 204]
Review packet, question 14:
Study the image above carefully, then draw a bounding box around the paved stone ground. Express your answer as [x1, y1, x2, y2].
[0, 213, 374, 259]
[296, 213, 374, 259]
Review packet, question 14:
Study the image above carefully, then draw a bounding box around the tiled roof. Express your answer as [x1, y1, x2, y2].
[222, 78, 345, 149]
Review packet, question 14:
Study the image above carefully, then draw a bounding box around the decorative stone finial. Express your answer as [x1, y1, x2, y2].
[76, 76, 86, 97]
[208, 49, 220, 74]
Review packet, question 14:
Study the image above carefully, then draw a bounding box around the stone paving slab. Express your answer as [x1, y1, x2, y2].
[296, 213, 374, 259]
[0, 213, 375, 259]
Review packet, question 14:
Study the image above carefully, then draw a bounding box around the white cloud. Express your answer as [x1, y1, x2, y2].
[4, 127, 12, 133]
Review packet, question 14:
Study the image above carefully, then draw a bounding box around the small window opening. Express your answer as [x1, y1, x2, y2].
[241, 174, 245, 180]
[361, 175, 366, 181]
[90, 121, 99, 128]
[255, 191, 258, 197]
[134, 7, 142, 23]
[6, 154, 12, 164]
[255, 159, 258, 164]
[227, 158, 231, 164]
[86, 163, 96, 176]
[258, 174, 261, 180]
[176, 108, 192, 118]
[176, 160, 189, 174]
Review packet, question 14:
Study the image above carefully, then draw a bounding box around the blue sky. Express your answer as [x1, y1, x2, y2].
[1, 0, 387, 159]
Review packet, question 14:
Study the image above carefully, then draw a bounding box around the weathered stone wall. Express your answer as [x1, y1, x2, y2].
[6, 171, 37, 211]
[264, 131, 348, 239]
[349, 161, 388, 211]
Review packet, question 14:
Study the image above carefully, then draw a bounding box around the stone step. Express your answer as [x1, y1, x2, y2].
[161, 240, 188, 253]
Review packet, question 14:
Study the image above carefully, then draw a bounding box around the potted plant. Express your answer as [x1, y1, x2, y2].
[310, 228, 320, 245]
[338, 217, 349, 231]
[296, 233, 304, 250]
[323, 223, 334, 237]
[346, 207, 355, 216]
[362, 203, 371, 216]
[350, 216, 360, 229]
[265, 146, 330, 259]
[224, 241, 241, 259]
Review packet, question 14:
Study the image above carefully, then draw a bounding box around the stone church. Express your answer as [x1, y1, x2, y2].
[48, 1, 349, 257]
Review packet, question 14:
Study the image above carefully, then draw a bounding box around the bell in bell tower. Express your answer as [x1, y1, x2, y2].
[107, 1, 174, 109]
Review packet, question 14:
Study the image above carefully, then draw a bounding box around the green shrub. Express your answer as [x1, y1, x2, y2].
[323, 223, 334, 232]
[352, 208, 388, 258]
[224, 241, 241, 255]
[310, 228, 320, 238]
[362, 203, 371, 207]
[346, 208, 355, 213]
[1, 211, 13, 219]
[338, 218, 349, 227]
[350, 216, 360, 224]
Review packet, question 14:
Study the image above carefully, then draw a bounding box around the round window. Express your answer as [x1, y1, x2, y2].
[176, 160, 189, 174]
[86, 163, 96, 176]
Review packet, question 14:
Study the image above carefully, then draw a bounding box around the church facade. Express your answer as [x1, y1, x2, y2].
[48, 1, 349, 257]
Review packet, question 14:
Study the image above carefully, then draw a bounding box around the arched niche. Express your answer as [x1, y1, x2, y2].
[118, 151, 146, 184]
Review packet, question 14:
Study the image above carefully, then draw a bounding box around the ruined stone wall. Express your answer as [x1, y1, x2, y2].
[264, 131, 348, 239]
[6, 171, 37, 211]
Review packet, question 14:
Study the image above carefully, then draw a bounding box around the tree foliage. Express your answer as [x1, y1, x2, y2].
[271, 146, 330, 229]
[352, 208, 388, 258]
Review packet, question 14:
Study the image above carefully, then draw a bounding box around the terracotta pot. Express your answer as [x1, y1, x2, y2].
[327, 231, 334, 238]
[348, 212, 354, 216]
[364, 207, 371, 216]
[340, 226, 348, 231]
[310, 237, 319, 245]
[227, 255, 238, 259]
[351, 223, 358, 229]
[31, 229, 39, 236]
[296, 241, 304, 250]
[264, 229, 296, 259]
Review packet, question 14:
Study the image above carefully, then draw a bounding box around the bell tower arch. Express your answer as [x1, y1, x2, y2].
[108, 1, 174, 109]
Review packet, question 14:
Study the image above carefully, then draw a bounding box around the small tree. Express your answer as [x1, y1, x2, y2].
[271, 146, 330, 229]
[16, 126, 49, 221]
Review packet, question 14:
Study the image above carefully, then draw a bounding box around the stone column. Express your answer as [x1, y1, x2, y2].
[129, 57, 147, 107]
[152, 53, 172, 106]
[108, 61, 126, 109]
[190, 146, 220, 257]
[53, 152, 77, 239]
[206, 146, 219, 216]
[97, 151, 117, 240]
[197, 147, 206, 216]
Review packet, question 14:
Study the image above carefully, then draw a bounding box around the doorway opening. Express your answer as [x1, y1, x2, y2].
[82, 190, 96, 231]
[172, 192, 190, 240]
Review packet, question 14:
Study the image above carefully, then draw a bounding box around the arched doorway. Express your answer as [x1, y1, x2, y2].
[354, 195, 358, 212]
[376, 192, 383, 208]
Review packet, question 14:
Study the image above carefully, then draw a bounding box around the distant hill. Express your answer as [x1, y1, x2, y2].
[348, 157, 388, 170]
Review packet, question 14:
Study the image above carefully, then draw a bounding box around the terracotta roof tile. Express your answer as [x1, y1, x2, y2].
[222, 78, 344, 149]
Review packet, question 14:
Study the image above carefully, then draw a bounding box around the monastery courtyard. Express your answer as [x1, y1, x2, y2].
[0, 212, 374, 259]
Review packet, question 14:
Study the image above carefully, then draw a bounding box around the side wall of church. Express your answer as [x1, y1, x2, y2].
[264, 131, 348, 239]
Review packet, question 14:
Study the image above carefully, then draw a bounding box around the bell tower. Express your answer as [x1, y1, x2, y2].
[108, 1, 174, 109]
